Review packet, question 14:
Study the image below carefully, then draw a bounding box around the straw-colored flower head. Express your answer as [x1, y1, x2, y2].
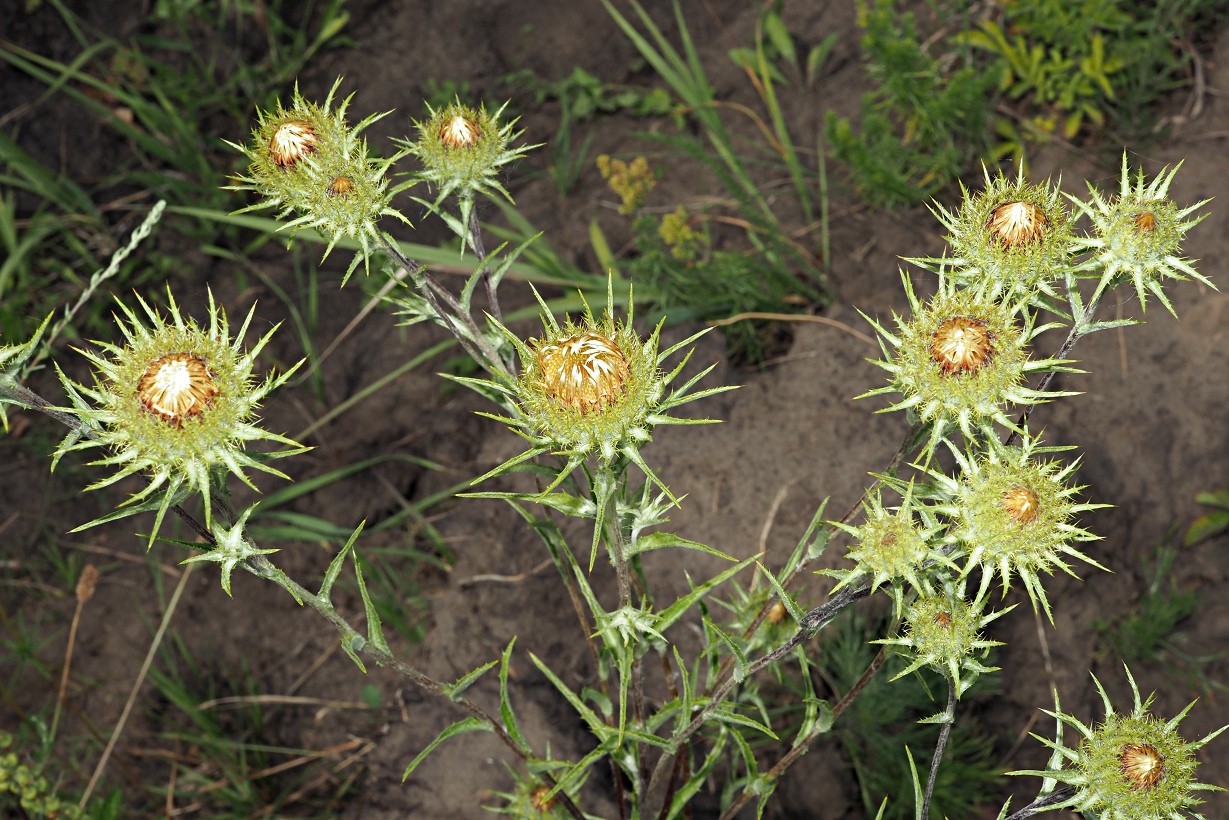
[875, 579, 1010, 698]
[519, 313, 660, 464]
[226, 78, 410, 283]
[55, 290, 306, 546]
[1012, 667, 1227, 819]
[925, 166, 1076, 300]
[465, 280, 733, 501]
[930, 435, 1107, 622]
[1072, 154, 1213, 316]
[825, 483, 951, 614]
[403, 100, 534, 206]
[860, 271, 1074, 460]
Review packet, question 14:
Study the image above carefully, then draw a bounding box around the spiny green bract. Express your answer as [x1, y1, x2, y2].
[1012, 667, 1227, 819]
[928, 435, 1107, 622]
[824, 482, 952, 614]
[1072, 153, 1213, 316]
[860, 271, 1075, 460]
[874, 579, 1010, 699]
[919, 165, 1077, 301]
[55, 290, 306, 547]
[226, 78, 410, 283]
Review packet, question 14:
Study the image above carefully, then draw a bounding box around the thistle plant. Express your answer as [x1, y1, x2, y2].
[2, 53, 1223, 820]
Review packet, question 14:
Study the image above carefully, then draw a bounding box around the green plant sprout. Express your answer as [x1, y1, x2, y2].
[2, 5, 1227, 818]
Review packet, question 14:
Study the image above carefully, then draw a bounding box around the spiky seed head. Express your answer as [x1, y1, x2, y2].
[55, 290, 306, 547]
[987, 200, 1050, 248]
[136, 354, 219, 424]
[825, 484, 950, 614]
[873, 579, 1009, 699]
[1001, 483, 1040, 524]
[225, 78, 410, 284]
[1012, 667, 1228, 820]
[859, 271, 1070, 459]
[268, 119, 318, 168]
[931, 316, 996, 375]
[931, 435, 1107, 622]
[1072, 154, 1213, 316]
[1119, 743, 1166, 791]
[926, 167, 1076, 300]
[534, 332, 632, 415]
[402, 100, 534, 205]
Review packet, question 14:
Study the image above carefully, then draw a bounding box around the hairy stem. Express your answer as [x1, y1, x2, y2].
[1002, 786, 1077, 819]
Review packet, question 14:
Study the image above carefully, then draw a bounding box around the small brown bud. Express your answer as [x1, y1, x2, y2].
[930, 317, 996, 375]
[327, 175, 354, 197]
[1133, 211, 1158, 233]
[1119, 742, 1165, 791]
[137, 353, 220, 424]
[76, 564, 99, 604]
[534, 333, 631, 414]
[439, 114, 479, 149]
[1000, 484, 1040, 525]
[268, 119, 317, 168]
[987, 200, 1049, 248]
[933, 610, 952, 629]
[766, 601, 788, 625]
[530, 784, 557, 811]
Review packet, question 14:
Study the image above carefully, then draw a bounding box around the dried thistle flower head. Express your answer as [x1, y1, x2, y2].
[920, 166, 1076, 301]
[859, 271, 1075, 460]
[55, 290, 307, 546]
[1072, 153, 1213, 316]
[439, 113, 480, 149]
[928, 434, 1108, 622]
[465, 279, 733, 507]
[226, 78, 410, 283]
[1011, 666, 1227, 819]
[268, 119, 318, 168]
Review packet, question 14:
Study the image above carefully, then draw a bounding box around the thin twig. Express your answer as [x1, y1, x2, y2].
[80, 562, 194, 807]
[50, 564, 98, 743]
[1001, 786, 1077, 819]
[921, 683, 958, 820]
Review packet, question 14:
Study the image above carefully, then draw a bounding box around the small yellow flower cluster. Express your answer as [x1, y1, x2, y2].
[597, 154, 656, 215]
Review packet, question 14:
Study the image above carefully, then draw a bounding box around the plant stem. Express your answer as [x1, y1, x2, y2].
[1002, 786, 1077, 818]
[466, 202, 502, 324]
[921, 682, 958, 820]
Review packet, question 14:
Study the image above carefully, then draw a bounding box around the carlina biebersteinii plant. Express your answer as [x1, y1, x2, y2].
[1010, 666, 1227, 819]
[225, 78, 411, 282]
[53, 289, 306, 547]
[918, 165, 1079, 302]
[927, 433, 1108, 622]
[1071, 154, 1213, 316]
[859, 270, 1078, 460]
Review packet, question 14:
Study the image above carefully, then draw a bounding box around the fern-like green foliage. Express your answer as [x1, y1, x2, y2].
[826, 0, 997, 209]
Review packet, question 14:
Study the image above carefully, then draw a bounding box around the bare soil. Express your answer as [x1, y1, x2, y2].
[2, 1, 1228, 818]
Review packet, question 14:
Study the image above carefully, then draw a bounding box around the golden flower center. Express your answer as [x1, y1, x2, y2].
[931, 317, 996, 375]
[987, 200, 1049, 248]
[1119, 742, 1165, 791]
[268, 119, 317, 168]
[439, 115, 479, 149]
[1000, 484, 1040, 525]
[327, 175, 354, 197]
[535, 332, 630, 414]
[933, 611, 953, 629]
[137, 353, 220, 423]
[1134, 211, 1158, 233]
